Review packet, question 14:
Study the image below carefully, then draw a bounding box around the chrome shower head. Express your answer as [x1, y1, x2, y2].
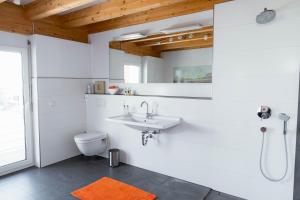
[256, 8, 276, 24]
[279, 113, 290, 122]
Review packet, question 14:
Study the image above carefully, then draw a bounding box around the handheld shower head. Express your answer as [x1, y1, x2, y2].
[279, 113, 290, 135]
[279, 113, 290, 122]
[256, 8, 276, 24]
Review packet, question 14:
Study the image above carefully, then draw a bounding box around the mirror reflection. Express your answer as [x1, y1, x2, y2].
[109, 25, 213, 84]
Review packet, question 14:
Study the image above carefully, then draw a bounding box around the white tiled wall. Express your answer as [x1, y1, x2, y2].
[0, 31, 28, 48]
[86, 0, 300, 199]
[31, 35, 92, 167]
[35, 78, 89, 167]
[211, 1, 300, 198]
[31, 35, 91, 78]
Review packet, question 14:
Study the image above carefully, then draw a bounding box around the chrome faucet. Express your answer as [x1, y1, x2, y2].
[140, 101, 152, 119]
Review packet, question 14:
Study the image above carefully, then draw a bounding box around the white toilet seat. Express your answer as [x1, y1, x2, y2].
[74, 132, 106, 143]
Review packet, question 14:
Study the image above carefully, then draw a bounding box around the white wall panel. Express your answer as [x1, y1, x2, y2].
[0, 31, 28, 48]
[37, 79, 88, 166]
[31, 35, 92, 167]
[31, 35, 91, 78]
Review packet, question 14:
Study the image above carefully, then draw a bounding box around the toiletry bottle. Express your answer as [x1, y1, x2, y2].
[91, 83, 95, 94]
[87, 84, 92, 94]
[87, 83, 94, 94]
[130, 89, 135, 96]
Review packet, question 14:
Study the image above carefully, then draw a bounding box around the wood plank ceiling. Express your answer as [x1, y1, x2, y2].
[0, 0, 231, 43]
[110, 26, 213, 57]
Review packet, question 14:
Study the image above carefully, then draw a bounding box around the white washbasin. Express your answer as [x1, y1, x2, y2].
[106, 113, 181, 130]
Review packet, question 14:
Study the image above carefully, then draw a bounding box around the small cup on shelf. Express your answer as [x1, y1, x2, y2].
[108, 85, 119, 95]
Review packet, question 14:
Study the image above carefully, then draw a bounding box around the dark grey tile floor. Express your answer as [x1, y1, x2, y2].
[0, 156, 244, 200]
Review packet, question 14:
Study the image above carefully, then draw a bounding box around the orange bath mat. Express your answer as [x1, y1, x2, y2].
[71, 177, 156, 200]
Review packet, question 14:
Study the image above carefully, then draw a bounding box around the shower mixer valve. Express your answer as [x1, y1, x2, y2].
[257, 106, 271, 120]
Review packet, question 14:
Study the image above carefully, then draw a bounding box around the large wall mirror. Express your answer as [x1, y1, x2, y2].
[109, 12, 213, 98]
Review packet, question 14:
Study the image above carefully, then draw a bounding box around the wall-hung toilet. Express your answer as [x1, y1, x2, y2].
[74, 132, 107, 156]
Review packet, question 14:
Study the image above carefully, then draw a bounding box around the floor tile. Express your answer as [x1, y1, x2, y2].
[0, 156, 243, 200]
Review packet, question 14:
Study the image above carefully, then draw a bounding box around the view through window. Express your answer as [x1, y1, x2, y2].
[124, 65, 141, 84]
[0, 50, 26, 167]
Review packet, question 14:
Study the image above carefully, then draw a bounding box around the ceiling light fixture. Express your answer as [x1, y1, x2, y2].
[10, 0, 21, 5]
[160, 25, 203, 34]
[114, 33, 146, 41]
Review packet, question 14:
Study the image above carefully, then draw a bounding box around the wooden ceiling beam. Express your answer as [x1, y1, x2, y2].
[0, 0, 231, 43]
[122, 43, 161, 58]
[25, 0, 96, 20]
[110, 41, 161, 57]
[0, 2, 88, 43]
[153, 38, 213, 52]
[133, 28, 213, 47]
[87, 0, 231, 33]
[138, 35, 213, 47]
[130, 26, 213, 43]
[62, 0, 186, 27]
[0, 2, 32, 35]
[110, 25, 213, 56]
[34, 17, 89, 43]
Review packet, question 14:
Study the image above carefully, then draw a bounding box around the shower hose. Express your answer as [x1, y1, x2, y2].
[259, 132, 288, 182]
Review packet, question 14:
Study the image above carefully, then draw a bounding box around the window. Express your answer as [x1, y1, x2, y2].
[124, 65, 141, 83]
[0, 47, 33, 176]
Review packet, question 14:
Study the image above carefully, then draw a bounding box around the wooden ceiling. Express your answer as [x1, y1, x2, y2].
[110, 26, 213, 57]
[0, 0, 231, 43]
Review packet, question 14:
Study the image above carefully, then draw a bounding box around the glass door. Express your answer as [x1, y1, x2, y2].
[0, 46, 33, 176]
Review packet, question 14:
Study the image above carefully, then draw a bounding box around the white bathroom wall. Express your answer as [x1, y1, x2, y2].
[109, 49, 142, 81]
[31, 35, 91, 78]
[212, 0, 300, 199]
[0, 31, 28, 48]
[162, 48, 213, 82]
[142, 56, 166, 83]
[162, 48, 213, 67]
[31, 35, 91, 167]
[87, 0, 300, 199]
